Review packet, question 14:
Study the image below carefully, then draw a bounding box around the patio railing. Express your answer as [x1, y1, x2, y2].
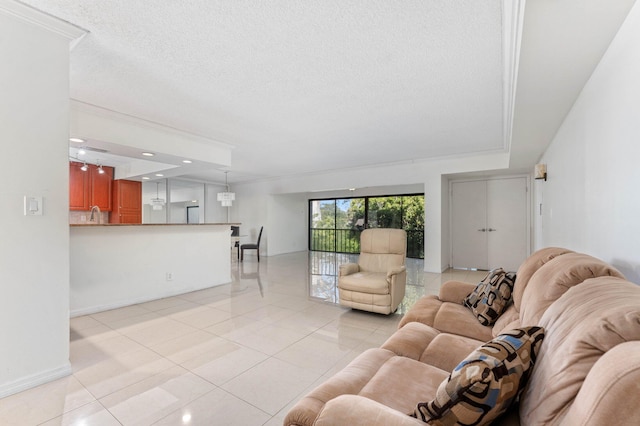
[310, 228, 424, 259]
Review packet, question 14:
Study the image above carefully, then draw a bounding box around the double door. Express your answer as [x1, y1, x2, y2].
[451, 177, 528, 271]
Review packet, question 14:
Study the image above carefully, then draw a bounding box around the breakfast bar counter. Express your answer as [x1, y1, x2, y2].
[70, 223, 239, 316]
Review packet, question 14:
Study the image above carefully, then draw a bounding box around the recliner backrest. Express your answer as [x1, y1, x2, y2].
[358, 228, 406, 273]
[519, 252, 625, 326]
[512, 247, 574, 312]
[519, 277, 640, 424]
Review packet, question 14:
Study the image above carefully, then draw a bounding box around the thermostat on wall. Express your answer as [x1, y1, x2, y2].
[24, 196, 43, 216]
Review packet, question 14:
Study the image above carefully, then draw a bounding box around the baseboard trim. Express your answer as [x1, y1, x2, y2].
[0, 363, 71, 399]
[70, 281, 227, 317]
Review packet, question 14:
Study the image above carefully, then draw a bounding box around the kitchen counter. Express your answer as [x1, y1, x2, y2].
[70, 223, 237, 316]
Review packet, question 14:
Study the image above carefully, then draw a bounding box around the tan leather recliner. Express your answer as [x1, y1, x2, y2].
[338, 228, 407, 314]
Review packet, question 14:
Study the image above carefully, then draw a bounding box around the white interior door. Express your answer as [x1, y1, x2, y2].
[487, 178, 528, 271]
[451, 177, 529, 271]
[451, 180, 488, 269]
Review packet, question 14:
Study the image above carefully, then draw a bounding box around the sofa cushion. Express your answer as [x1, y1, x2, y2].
[360, 356, 449, 415]
[434, 303, 495, 342]
[463, 268, 516, 326]
[491, 304, 521, 337]
[381, 322, 485, 372]
[413, 326, 545, 426]
[397, 295, 494, 342]
[419, 333, 487, 373]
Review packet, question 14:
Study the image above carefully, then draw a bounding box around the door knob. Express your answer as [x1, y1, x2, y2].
[477, 228, 486, 232]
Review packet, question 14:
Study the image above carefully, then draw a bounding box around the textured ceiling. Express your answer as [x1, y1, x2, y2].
[19, 0, 635, 185]
[21, 0, 505, 183]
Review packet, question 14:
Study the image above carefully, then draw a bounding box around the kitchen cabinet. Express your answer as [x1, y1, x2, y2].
[110, 179, 142, 224]
[90, 165, 113, 211]
[69, 162, 114, 211]
[69, 161, 90, 210]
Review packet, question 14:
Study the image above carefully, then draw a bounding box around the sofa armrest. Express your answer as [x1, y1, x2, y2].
[439, 280, 477, 304]
[339, 263, 360, 277]
[387, 265, 407, 279]
[313, 395, 423, 426]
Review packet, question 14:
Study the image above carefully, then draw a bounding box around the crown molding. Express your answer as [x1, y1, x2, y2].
[502, 0, 527, 156]
[0, 0, 87, 49]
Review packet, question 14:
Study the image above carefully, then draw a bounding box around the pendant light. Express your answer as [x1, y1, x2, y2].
[217, 171, 235, 207]
[151, 182, 166, 210]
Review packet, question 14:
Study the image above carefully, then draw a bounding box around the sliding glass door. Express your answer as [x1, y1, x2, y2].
[309, 194, 424, 258]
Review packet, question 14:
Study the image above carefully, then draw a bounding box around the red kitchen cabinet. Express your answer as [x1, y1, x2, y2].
[110, 179, 142, 224]
[69, 162, 114, 211]
[69, 161, 90, 210]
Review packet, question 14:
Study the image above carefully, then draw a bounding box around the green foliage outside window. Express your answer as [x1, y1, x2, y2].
[310, 194, 425, 258]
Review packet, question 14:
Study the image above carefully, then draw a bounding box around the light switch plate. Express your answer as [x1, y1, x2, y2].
[24, 196, 43, 216]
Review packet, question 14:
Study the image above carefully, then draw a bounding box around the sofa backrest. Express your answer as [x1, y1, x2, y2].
[358, 228, 406, 273]
[518, 252, 625, 326]
[512, 247, 574, 312]
[519, 277, 640, 425]
[493, 248, 622, 339]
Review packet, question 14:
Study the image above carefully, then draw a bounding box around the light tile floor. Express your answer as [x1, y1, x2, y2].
[0, 252, 487, 426]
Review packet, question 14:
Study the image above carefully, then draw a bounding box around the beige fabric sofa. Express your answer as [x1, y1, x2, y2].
[285, 248, 640, 426]
[338, 228, 407, 314]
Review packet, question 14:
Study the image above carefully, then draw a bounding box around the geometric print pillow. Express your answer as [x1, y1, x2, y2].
[412, 326, 545, 426]
[463, 268, 516, 326]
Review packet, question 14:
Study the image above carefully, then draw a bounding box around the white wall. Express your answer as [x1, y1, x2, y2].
[267, 194, 308, 256]
[0, 2, 84, 397]
[535, 1, 640, 283]
[70, 225, 231, 315]
[232, 152, 510, 272]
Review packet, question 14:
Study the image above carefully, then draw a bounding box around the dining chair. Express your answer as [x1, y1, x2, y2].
[241, 226, 263, 262]
[231, 226, 240, 260]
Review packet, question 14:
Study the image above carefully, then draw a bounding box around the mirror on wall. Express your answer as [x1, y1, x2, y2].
[169, 179, 204, 224]
[142, 180, 168, 224]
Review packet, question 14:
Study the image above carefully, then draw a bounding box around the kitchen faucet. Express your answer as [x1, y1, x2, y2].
[89, 205, 102, 224]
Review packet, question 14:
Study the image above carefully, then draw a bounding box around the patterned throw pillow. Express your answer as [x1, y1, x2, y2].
[412, 327, 545, 426]
[463, 268, 516, 326]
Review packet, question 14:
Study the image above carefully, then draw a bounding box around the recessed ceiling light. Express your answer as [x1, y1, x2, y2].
[69, 138, 85, 143]
[78, 149, 86, 155]
[155, 173, 164, 177]
[182, 159, 192, 164]
[142, 152, 155, 157]
[142, 176, 150, 180]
